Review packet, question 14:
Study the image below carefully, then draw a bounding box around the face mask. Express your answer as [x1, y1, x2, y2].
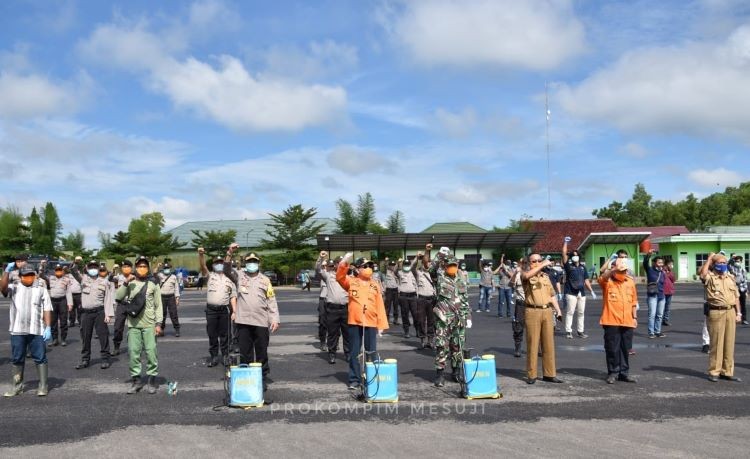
[20, 275, 35, 287]
[121, 267, 132, 276]
[55, 270, 63, 278]
[359, 268, 373, 280]
[214, 264, 224, 273]
[373, 266, 379, 272]
[403, 267, 411, 273]
[571, 256, 580, 263]
[460, 265, 466, 270]
[163, 269, 171, 275]
[714, 263, 728, 274]
[735, 262, 743, 268]
[483, 267, 490, 272]
[136, 267, 149, 277]
[612, 271, 627, 282]
[87, 268, 99, 277]
[445, 266, 458, 276]
[245, 262, 259, 273]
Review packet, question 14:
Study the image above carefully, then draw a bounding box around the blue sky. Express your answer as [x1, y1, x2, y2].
[1, 0, 749, 246]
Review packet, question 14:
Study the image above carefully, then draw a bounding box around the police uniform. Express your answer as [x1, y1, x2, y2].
[315, 258, 332, 349]
[396, 261, 418, 337]
[433, 257, 471, 386]
[415, 264, 436, 348]
[47, 264, 74, 345]
[71, 262, 115, 369]
[522, 271, 559, 382]
[703, 270, 740, 380]
[157, 264, 181, 336]
[204, 260, 237, 366]
[231, 254, 280, 383]
[384, 263, 400, 324]
[318, 260, 351, 363]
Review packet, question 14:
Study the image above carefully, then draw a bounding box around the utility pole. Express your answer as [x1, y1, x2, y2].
[545, 82, 551, 218]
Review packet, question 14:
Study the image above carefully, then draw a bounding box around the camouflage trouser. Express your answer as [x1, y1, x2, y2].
[434, 312, 466, 370]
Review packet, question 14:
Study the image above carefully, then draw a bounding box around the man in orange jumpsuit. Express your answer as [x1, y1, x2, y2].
[598, 258, 638, 384]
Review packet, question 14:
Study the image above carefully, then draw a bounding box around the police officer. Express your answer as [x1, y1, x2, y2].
[384, 258, 400, 325]
[156, 262, 181, 337]
[416, 244, 437, 349]
[315, 251, 331, 351]
[70, 260, 115, 369]
[700, 252, 741, 382]
[397, 257, 418, 338]
[432, 255, 471, 387]
[112, 259, 133, 356]
[226, 248, 280, 390]
[46, 263, 73, 347]
[198, 246, 237, 367]
[316, 253, 350, 364]
[521, 253, 564, 384]
[68, 256, 83, 327]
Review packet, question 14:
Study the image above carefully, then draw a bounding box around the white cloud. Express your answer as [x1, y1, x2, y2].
[556, 24, 750, 141]
[0, 72, 90, 119]
[620, 142, 650, 158]
[260, 40, 359, 81]
[688, 167, 744, 188]
[382, 0, 586, 70]
[434, 108, 477, 137]
[326, 145, 396, 175]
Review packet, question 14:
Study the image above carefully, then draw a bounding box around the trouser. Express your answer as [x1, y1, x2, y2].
[398, 294, 418, 333]
[565, 293, 587, 334]
[740, 291, 747, 320]
[205, 305, 230, 357]
[113, 301, 128, 347]
[325, 303, 350, 354]
[478, 286, 492, 310]
[348, 325, 377, 385]
[317, 297, 327, 342]
[415, 295, 436, 339]
[707, 308, 736, 377]
[80, 308, 110, 362]
[50, 296, 69, 341]
[70, 293, 82, 327]
[497, 287, 514, 317]
[603, 325, 633, 376]
[434, 312, 466, 370]
[647, 295, 665, 335]
[663, 294, 673, 323]
[11, 334, 47, 365]
[525, 308, 556, 379]
[702, 318, 710, 345]
[385, 288, 400, 323]
[160, 295, 180, 330]
[128, 327, 158, 377]
[237, 323, 271, 378]
[512, 300, 526, 346]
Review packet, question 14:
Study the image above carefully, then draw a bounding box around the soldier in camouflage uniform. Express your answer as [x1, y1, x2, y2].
[432, 254, 472, 387]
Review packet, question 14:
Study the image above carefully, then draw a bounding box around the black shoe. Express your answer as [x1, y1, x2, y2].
[127, 377, 143, 394]
[708, 375, 719, 382]
[701, 344, 710, 353]
[656, 333, 666, 338]
[404, 331, 410, 339]
[526, 378, 536, 384]
[617, 374, 637, 383]
[514, 349, 521, 358]
[207, 356, 219, 367]
[146, 376, 157, 394]
[100, 360, 111, 370]
[319, 341, 327, 352]
[393, 320, 400, 325]
[61, 340, 67, 347]
[174, 329, 180, 337]
[52, 339, 60, 347]
[606, 374, 616, 384]
[662, 321, 670, 327]
[75, 361, 89, 369]
[542, 376, 563, 383]
[347, 383, 360, 391]
[434, 370, 445, 387]
[328, 353, 336, 364]
[719, 375, 741, 382]
[112, 346, 120, 356]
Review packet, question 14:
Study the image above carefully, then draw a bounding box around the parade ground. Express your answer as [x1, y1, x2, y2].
[1, 284, 748, 458]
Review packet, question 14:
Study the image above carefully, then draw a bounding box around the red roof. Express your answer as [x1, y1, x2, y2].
[617, 226, 688, 238]
[525, 219, 618, 254]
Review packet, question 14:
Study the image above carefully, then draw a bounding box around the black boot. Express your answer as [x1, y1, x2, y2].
[514, 342, 522, 358]
[328, 352, 336, 364]
[207, 355, 219, 367]
[174, 328, 180, 338]
[112, 345, 120, 356]
[146, 376, 157, 394]
[434, 369, 445, 387]
[127, 376, 143, 394]
[75, 360, 89, 370]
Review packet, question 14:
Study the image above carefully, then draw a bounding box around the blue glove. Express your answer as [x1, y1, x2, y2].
[610, 253, 618, 261]
[564, 236, 572, 243]
[42, 326, 52, 342]
[5, 262, 15, 273]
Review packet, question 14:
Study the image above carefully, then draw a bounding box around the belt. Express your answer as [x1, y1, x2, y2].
[82, 306, 104, 313]
[708, 305, 733, 310]
[400, 292, 416, 297]
[326, 303, 347, 309]
[206, 304, 228, 311]
[51, 296, 67, 301]
[161, 294, 176, 298]
[386, 287, 399, 291]
[525, 305, 549, 309]
[72, 292, 82, 296]
[418, 295, 435, 300]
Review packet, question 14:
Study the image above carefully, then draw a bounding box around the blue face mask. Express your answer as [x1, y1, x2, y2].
[403, 267, 411, 273]
[163, 269, 171, 275]
[87, 268, 99, 277]
[214, 264, 224, 273]
[245, 263, 259, 273]
[715, 263, 728, 274]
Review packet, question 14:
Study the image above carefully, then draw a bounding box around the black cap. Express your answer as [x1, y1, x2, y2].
[121, 259, 133, 267]
[98, 264, 108, 271]
[87, 260, 99, 268]
[353, 257, 369, 268]
[135, 256, 149, 266]
[212, 257, 224, 265]
[19, 266, 35, 276]
[162, 262, 171, 269]
[54, 263, 63, 270]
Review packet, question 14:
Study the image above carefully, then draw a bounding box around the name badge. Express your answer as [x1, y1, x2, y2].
[241, 287, 249, 294]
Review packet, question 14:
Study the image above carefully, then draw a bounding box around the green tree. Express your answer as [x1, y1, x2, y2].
[386, 210, 406, 233]
[28, 207, 44, 253]
[59, 230, 96, 260]
[98, 230, 133, 260]
[190, 229, 237, 259]
[335, 192, 378, 234]
[127, 212, 185, 258]
[261, 204, 325, 281]
[0, 207, 30, 259]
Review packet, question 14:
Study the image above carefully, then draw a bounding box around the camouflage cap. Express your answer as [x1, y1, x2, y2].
[445, 257, 459, 266]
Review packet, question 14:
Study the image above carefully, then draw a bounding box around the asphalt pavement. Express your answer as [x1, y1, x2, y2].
[0, 282, 748, 457]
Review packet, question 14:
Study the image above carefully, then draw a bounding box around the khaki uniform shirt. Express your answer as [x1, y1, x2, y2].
[416, 269, 435, 297]
[157, 272, 181, 298]
[318, 268, 349, 305]
[69, 274, 81, 294]
[78, 274, 115, 316]
[704, 271, 739, 307]
[234, 271, 280, 327]
[396, 269, 417, 294]
[206, 272, 237, 305]
[48, 275, 74, 305]
[384, 269, 398, 289]
[522, 272, 555, 307]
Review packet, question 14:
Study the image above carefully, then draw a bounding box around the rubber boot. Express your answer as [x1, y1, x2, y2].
[434, 369, 445, 387]
[127, 376, 143, 394]
[146, 376, 157, 394]
[3, 365, 24, 397]
[36, 363, 48, 396]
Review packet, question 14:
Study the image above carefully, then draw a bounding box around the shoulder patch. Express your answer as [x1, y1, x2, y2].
[266, 284, 275, 298]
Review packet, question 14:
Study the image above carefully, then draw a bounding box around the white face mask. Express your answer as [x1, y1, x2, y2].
[571, 256, 580, 263]
[163, 269, 171, 275]
[245, 262, 259, 273]
[87, 268, 99, 277]
[214, 264, 224, 273]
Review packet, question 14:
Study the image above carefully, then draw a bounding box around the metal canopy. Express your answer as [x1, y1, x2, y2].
[577, 232, 651, 253]
[316, 232, 543, 251]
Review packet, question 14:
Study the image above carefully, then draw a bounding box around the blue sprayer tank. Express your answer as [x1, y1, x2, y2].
[228, 363, 264, 408]
[365, 358, 398, 403]
[463, 354, 501, 399]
